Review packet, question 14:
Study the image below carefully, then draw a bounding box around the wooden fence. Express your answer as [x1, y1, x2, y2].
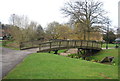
[20, 40, 44, 50]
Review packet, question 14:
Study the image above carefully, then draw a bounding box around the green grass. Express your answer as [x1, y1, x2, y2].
[0, 42, 2, 47]
[102, 43, 116, 48]
[0, 40, 3, 47]
[88, 49, 118, 66]
[2, 40, 20, 50]
[4, 52, 118, 79]
[3, 45, 20, 50]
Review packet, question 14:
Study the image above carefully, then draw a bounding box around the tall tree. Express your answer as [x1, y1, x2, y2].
[24, 21, 38, 41]
[103, 31, 116, 43]
[46, 21, 61, 39]
[8, 26, 23, 42]
[9, 14, 29, 28]
[61, 0, 109, 40]
[8, 14, 43, 42]
[57, 24, 73, 40]
[36, 25, 45, 40]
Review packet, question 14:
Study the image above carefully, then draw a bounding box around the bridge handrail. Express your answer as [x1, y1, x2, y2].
[38, 40, 103, 52]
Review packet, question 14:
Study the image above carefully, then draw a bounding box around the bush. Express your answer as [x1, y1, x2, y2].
[68, 54, 82, 59]
[2, 40, 8, 46]
[85, 57, 91, 61]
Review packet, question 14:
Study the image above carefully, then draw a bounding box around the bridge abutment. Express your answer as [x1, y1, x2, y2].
[77, 48, 101, 59]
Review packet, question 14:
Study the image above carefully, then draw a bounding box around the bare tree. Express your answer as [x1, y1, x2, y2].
[61, 0, 109, 40]
[24, 21, 38, 41]
[9, 14, 45, 42]
[9, 14, 29, 28]
[8, 26, 23, 42]
[57, 24, 73, 40]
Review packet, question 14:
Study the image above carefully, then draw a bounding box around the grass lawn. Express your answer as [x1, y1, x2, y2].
[88, 49, 118, 66]
[102, 43, 116, 48]
[0, 40, 3, 47]
[2, 40, 20, 50]
[4, 52, 118, 79]
[3, 45, 20, 50]
[0, 42, 2, 47]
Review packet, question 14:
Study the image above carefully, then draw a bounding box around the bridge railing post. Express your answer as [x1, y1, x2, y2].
[50, 42, 52, 49]
[39, 44, 41, 51]
[66, 40, 69, 48]
[100, 42, 103, 48]
[96, 42, 99, 48]
[92, 41, 94, 48]
[74, 40, 77, 47]
[87, 41, 88, 47]
[31, 40, 33, 47]
[81, 40, 83, 47]
[59, 41, 61, 47]
[19, 42, 22, 50]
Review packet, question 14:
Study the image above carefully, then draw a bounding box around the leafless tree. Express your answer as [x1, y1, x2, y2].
[57, 24, 73, 40]
[61, 0, 109, 40]
[9, 14, 29, 28]
[9, 14, 45, 42]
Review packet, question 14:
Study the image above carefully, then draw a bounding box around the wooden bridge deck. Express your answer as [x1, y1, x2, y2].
[37, 40, 102, 52]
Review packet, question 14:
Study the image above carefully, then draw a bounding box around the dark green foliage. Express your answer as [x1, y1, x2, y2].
[68, 54, 82, 59]
[103, 31, 116, 43]
[36, 25, 45, 40]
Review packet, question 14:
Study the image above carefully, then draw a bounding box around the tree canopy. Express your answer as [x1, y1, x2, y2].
[61, 0, 109, 40]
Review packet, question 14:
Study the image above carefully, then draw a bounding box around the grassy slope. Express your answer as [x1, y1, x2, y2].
[5, 53, 118, 79]
[88, 49, 118, 65]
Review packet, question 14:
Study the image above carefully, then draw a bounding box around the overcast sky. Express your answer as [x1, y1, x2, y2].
[0, 0, 119, 28]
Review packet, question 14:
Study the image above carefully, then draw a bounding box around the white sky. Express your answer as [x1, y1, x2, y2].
[0, 0, 119, 28]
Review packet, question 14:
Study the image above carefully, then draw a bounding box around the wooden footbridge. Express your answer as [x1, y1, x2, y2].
[37, 40, 103, 53]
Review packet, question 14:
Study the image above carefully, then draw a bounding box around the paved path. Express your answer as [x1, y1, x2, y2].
[1, 47, 39, 79]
